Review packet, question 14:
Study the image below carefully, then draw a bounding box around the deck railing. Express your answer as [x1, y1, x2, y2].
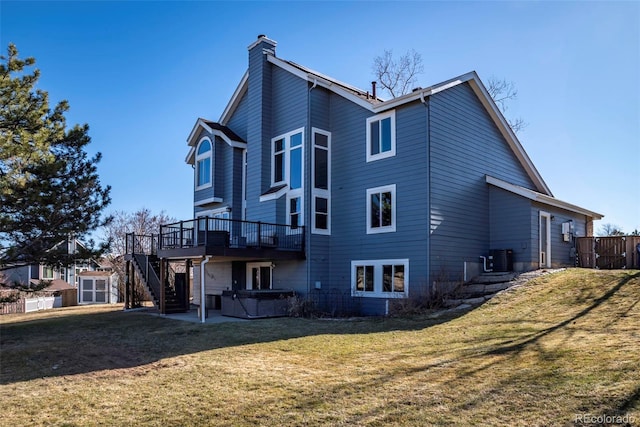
[159, 217, 305, 252]
[125, 233, 158, 256]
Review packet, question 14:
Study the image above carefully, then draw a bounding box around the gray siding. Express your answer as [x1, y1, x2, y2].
[215, 135, 226, 199]
[1, 265, 30, 286]
[272, 260, 308, 294]
[489, 186, 533, 271]
[187, 42, 585, 316]
[231, 148, 244, 217]
[429, 82, 536, 282]
[307, 87, 332, 298]
[271, 66, 307, 137]
[191, 128, 245, 219]
[532, 203, 587, 268]
[329, 97, 430, 312]
[226, 91, 249, 141]
[246, 39, 274, 222]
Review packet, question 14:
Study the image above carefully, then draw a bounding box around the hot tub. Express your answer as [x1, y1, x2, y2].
[221, 289, 295, 319]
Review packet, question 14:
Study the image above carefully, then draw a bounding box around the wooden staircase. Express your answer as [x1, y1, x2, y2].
[130, 253, 187, 314]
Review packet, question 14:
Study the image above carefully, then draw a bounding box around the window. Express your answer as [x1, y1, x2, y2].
[95, 279, 107, 303]
[197, 208, 231, 233]
[314, 197, 329, 231]
[366, 184, 396, 234]
[196, 138, 212, 189]
[366, 110, 396, 162]
[290, 133, 302, 189]
[312, 128, 331, 234]
[313, 131, 329, 190]
[271, 129, 304, 187]
[288, 194, 302, 229]
[270, 128, 305, 228]
[42, 266, 54, 280]
[82, 279, 93, 302]
[351, 259, 409, 298]
[273, 138, 285, 184]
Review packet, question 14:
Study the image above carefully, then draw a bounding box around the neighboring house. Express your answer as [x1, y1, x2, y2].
[0, 238, 100, 292]
[126, 36, 603, 317]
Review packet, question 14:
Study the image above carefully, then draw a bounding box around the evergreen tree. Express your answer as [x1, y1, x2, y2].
[0, 44, 111, 267]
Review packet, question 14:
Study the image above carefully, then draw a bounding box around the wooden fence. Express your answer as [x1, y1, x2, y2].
[576, 236, 640, 269]
[0, 290, 77, 315]
[0, 300, 24, 315]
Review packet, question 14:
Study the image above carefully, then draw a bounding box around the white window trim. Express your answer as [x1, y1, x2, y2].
[312, 195, 331, 236]
[539, 211, 551, 268]
[194, 196, 224, 206]
[312, 128, 331, 235]
[270, 127, 305, 187]
[41, 265, 55, 280]
[195, 137, 213, 191]
[351, 259, 409, 298]
[366, 110, 396, 162]
[366, 184, 396, 234]
[259, 185, 290, 202]
[196, 207, 231, 218]
[242, 149, 247, 220]
[286, 190, 304, 232]
[246, 262, 273, 290]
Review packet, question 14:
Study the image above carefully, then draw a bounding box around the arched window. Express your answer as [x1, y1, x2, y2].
[196, 138, 212, 188]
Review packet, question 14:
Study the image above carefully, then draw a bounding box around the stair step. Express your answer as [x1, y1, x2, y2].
[461, 282, 512, 297]
[443, 296, 492, 308]
[471, 272, 516, 284]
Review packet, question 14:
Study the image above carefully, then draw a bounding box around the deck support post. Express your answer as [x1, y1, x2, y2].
[160, 258, 166, 314]
[124, 260, 131, 309]
[185, 259, 192, 311]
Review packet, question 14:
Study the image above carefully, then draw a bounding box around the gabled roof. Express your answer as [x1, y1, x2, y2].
[486, 175, 604, 219]
[216, 52, 551, 195]
[185, 118, 247, 164]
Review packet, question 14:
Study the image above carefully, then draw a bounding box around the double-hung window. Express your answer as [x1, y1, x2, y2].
[351, 259, 409, 298]
[366, 110, 396, 162]
[367, 184, 396, 234]
[196, 138, 212, 189]
[312, 128, 331, 234]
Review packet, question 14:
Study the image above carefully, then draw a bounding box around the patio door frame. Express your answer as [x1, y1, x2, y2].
[246, 262, 273, 290]
[539, 211, 551, 268]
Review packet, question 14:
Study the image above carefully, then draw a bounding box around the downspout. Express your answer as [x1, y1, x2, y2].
[420, 91, 432, 297]
[306, 77, 318, 296]
[200, 255, 211, 323]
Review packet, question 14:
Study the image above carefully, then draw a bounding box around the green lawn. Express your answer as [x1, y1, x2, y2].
[1, 269, 639, 426]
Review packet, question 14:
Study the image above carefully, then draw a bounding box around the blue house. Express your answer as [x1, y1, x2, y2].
[125, 36, 603, 318]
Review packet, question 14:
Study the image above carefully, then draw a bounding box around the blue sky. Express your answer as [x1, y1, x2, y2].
[2, 1, 639, 236]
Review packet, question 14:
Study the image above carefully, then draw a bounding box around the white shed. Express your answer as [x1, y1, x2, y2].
[78, 271, 118, 304]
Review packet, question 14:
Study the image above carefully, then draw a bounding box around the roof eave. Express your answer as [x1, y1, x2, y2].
[467, 74, 552, 196]
[220, 71, 249, 125]
[267, 55, 377, 111]
[185, 119, 247, 164]
[486, 175, 604, 219]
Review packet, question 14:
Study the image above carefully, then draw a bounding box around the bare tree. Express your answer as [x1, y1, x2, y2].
[486, 77, 527, 133]
[597, 223, 625, 237]
[372, 49, 424, 98]
[100, 208, 175, 302]
[371, 51, 526, 133]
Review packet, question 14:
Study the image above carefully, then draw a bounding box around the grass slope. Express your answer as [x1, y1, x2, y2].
[1, 269, 639, 426]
